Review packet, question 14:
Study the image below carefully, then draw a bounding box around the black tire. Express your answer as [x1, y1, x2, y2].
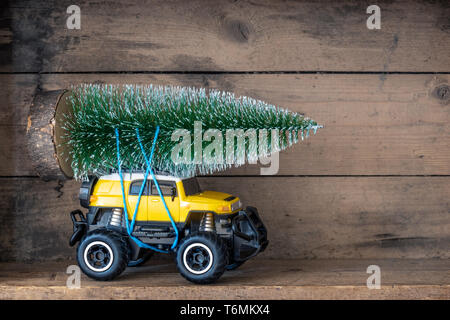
[128, 250, 154, 267]
[77, 229, 129, 281]
[226, 260, 245, 271]
[176, 232, 228, 284]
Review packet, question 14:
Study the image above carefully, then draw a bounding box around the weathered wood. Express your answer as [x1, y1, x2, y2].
[0, 176, 448, 261]
[0, 74, 37, 176]
[2, 0, 449, 72]
[1, 260, 449, 299]
[1, 73, 449, 176]
[0, 0, 448, 278]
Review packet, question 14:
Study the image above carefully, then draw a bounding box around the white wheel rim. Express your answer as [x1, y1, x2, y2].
[83, 241, 114, 272]
[183, 243, 214, 275]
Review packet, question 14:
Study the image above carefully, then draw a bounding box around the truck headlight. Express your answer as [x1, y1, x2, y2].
[231, 200, 242, 212]
[217, 205, 231, 213]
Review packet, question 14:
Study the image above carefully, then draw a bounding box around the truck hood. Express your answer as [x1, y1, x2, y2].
[185, 190, 233, 203]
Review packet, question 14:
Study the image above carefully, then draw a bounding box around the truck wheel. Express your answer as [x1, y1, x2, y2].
[176, 232, 228, 284]
[77, 229, 129, 281]
[128, 250, 154, 267]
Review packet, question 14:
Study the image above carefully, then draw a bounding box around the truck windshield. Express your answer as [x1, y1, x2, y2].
[182, 177, 202, 196]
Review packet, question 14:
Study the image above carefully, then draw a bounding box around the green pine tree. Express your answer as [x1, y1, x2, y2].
[62, 84, 321, 180]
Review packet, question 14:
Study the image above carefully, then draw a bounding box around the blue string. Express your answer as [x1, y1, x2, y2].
[115, 127, 170, 254]
[136, 127, 179, 249]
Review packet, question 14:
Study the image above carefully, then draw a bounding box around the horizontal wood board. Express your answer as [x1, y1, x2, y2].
[0, 0, 449, 72]
[0, 176, 448, 261]
[0, 73, 449, 176]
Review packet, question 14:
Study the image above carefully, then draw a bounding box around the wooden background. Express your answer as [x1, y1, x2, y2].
[0, 0, 449, 262]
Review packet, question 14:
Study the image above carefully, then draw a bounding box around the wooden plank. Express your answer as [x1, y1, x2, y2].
[0, 74, 37, 125]
[0, 74, 37, 176]
[2, 0, 449, 72]
[1, 73, 449, 176]
[200, 176, 450, 260]
[0, 260, 449, 299]
[0, 176, 448, 261]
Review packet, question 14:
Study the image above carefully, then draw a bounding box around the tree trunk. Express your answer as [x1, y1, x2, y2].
[26, 89, 74, 180]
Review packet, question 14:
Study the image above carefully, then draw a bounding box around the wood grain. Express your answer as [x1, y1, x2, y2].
[1, 73, 449, 176]
[0, 74, 37, 176]
[0, 176, 448, 261]
[27, 89, 68, 180]
[2, 0, 449, 72]
[1, 260, 449, 299]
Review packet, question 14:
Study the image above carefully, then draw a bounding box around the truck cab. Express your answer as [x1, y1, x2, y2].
[85, 173, 243, 224]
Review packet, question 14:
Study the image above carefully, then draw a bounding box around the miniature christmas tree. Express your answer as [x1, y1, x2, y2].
[62, 84, 321, 179]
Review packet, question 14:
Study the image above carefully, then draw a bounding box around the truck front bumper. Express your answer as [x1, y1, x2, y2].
[69, 209, 87, 247]
[231, 206, 269, 262]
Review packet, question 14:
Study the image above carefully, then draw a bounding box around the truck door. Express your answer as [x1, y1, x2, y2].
[148, 180, 180, 222]
[126, 180, 149, 223]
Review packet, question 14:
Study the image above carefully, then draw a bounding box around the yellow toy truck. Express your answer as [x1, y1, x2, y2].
[70, 172, 268, 284]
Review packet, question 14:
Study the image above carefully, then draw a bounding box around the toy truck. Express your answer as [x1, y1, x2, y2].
[69, 173, 268, 284]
